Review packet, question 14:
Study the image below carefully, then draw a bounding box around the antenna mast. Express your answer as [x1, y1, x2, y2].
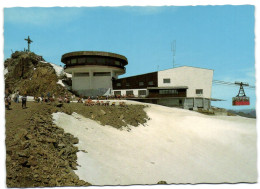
[171, 40, 176, 68]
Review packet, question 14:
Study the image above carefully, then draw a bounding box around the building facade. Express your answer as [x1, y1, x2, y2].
[61, 51, 128, 96]
[112, 66, 214, 110]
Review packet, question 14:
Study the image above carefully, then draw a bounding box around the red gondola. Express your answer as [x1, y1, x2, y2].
[232, 82, 250, 106]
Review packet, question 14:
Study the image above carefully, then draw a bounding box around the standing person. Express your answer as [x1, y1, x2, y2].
[15, 90, 20, 103]
[22, 94, 27, 109]
[5, 96, 10, 110]
[47, 92, 51, 102]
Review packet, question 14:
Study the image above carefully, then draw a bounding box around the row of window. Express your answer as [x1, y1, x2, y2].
[74, 72, 111, 77]
[67, 57, 123, 66]
[114, 90, 147, 96]
[116, 81, 154, 87]
[159, 89, 178, 95]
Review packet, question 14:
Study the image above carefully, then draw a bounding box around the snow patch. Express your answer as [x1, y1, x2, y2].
[57, 80, 65, 87]
[52, 103, 257, 185]
[4, 68, 8, 75]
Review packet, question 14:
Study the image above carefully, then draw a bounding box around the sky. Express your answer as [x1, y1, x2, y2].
[3, 6, 256, 110]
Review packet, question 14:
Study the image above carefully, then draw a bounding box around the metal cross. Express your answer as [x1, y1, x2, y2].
[24, 36, 33, 52]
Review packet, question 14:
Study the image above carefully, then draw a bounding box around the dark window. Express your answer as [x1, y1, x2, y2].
[97, 58, 105, 64]
[74, 72, 89, 77]
[87, 57, 95, 64]
[126, 90, 134, 95]
[126, 83, 130, 87]
[196, 89, 203, 94]
[148, 81, 154, 85]
[114, 91, 121, 96]
[115, 61, 120, 66]
[116, 83, 121, 87]
[163, 78, 171, 83]
[159, 90, 178, 95]
[78, 57, 86, 64]
[67, 59, 71, 64]
[139, 81, 144, 86]
[71, 59, 77, 64]
[94, 72, 111, 76]
[138, 90, 146, 96]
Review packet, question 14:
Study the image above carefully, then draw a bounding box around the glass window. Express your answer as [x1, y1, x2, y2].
[78, 57, 86, 64]
[87, 57, 95, 64]
[148, 81, 154, 85]
[114, 91, 121, 96]
[74, 72, 89, 77]
[94, 72, 111, 76]
[196, 89, 203, 94]
[115, 61, 120, 66]
[116, 83, 121, 87]
[159, 90, 178, 95]
[163, 78, 171, 83]
[71, 59, 77, 64]
[126, 83, 130, 87]
[126, 90, 134, 95]
[139, 81, 144, 86]
[97, 58, 105, 64]
[138, 90, 146, 96]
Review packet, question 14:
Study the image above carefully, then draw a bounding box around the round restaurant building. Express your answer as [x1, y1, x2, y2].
[61, 51, 128, 97]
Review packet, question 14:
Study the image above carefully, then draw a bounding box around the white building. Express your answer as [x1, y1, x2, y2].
[61, 51, 128, 96]
[112, 66, 214, 109]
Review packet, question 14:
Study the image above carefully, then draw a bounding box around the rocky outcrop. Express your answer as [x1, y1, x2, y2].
[4, 51, 70, 96]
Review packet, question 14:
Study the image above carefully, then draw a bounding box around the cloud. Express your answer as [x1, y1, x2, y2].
[4, 7, 84, 26]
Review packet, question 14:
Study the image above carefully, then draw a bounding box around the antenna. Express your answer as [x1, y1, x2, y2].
[171, 40, 176, 68]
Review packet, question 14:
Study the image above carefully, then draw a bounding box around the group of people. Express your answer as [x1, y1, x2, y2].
[5, 90, 27, 110]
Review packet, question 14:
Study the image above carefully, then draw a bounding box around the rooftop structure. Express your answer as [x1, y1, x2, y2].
[61, 51, 128, 96]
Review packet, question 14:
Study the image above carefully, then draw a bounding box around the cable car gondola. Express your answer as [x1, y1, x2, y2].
[232, 82, 250, 106]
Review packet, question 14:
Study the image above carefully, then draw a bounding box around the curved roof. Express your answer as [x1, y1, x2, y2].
[61, 51, 128, 65]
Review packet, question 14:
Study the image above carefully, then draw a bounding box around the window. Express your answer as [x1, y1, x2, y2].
[163, 78, 171, 83]
[159, 90, 178, 95]
[139, 81, 144, 86]
[78, 57, 86, 64]
[138, 90, 146, 96]
[115, 61, 120, 66]
[126, 83, 130, 87]
[126, 90, 134, 95]
[66, 59, 71, 64]
[94, 72, 111, 76]
[114, 91, 121, 96]
[74, 72, 89, 77]
[87, 57, 95, 64]
[97, 58, 105, 64]
[148, 81, 154, 86]
[196, 89, 203, 94]
[116, 83, 121, 87]
[71, 59, 77, 64]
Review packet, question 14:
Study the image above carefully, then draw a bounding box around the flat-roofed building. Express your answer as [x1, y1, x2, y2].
[112, 66, 214, 110]
[61, 51, 128, 96]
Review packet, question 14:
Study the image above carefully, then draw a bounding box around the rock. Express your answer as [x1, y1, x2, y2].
[119, 114, 124, 120]
[100, 109, 106, 115]
[157, 181, 167, 184]
[71, 137, 79, 144]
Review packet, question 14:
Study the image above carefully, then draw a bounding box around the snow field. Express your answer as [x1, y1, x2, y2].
[52, 102, 257, 185]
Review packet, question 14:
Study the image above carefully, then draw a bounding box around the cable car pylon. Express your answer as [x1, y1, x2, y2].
[232, 81, 250, 106]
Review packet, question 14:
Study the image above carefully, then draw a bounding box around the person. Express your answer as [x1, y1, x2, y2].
[22, 94, 27, 109]
[47, 92, 51, 102]
[15, 90, 19, 103]
[5, 96, 10, 110]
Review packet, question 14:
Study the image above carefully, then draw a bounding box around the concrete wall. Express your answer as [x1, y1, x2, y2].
[158, 66, 213, 98]
[67, 65, 123, 96]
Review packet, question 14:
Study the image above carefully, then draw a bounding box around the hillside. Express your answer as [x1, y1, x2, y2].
[53, 102, 257, 185]
[4, 51, 70, 97]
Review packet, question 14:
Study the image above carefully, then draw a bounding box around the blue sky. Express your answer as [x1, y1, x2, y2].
[4, 6, 255, 110]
